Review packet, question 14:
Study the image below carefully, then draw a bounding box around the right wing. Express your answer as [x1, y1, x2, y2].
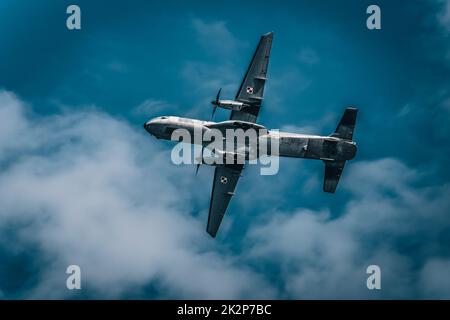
[207, 164, 244, 237]
[230, 32, 273, 123]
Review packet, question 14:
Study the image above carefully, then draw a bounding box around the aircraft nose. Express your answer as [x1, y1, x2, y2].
[144, 120, 157, 136]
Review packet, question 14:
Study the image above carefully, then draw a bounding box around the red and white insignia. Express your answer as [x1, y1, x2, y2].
[246, 86, 254, 94]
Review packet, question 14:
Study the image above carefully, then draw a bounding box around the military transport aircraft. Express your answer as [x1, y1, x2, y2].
[144, 32, 358, 238]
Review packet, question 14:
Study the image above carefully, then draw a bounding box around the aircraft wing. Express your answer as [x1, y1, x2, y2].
[206, 164, 244, 237]
[230, 32, 273, 123]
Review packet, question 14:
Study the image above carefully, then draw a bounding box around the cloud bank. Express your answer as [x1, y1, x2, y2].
[0, 89, 450, 299]
[0, 91, 273, 299]
[248, 159, 450, 299]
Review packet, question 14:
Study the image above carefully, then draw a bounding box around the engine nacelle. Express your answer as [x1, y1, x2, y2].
[196, 150, 248, 166]
[216, 100, 246, 111]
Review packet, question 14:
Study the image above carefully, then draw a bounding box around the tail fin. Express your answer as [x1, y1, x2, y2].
[323, 107, 358, 193]
[331, 107, 358, 140]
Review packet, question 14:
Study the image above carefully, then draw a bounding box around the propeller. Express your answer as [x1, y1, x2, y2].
[210, 88, 222, 120]
[195, 145, 205, 175]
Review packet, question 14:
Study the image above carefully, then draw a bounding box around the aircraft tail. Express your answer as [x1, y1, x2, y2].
[330, 107, 357, 140]
[323, 107, 358, 193]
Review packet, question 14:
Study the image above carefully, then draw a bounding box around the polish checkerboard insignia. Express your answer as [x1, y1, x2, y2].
[246, 86, 254, 94]
[220, 176, 228, 184]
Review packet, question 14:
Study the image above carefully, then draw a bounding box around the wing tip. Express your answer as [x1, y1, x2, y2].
[206, 227, 217, 238]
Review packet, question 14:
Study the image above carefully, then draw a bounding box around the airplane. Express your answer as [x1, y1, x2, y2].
[144, 32, 358, 238]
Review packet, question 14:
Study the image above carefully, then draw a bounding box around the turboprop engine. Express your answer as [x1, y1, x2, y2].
[210, 88, 249, 119]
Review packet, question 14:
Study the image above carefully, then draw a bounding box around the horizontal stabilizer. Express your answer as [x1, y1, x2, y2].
[323, 160, 345, 193]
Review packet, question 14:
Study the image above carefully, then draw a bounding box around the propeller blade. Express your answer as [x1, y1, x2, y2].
[210, 88, 221, 120]
[210, 88, 222, 106]
[210, 105, 217, 121]
[196, 146, 205, 175]
[195, 163, 201, 175]
[215, 88, 222, 104]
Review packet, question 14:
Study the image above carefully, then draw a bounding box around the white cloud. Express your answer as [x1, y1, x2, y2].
[192, 18, 242, 57]
[438, 0, 450, 32]
[297, 48, 320, 65]
[279, 112, 336, 135]
[179, 61, 239, 119]
[0, 91, 32, 157]
[133, 99, 178, 116]
[420, 258, 450, 298]
[180, 61, 237, 95]
[178, 18, 246, 119]
[1, 91, 450, 299]
[246, 158, 450, 298]
[441, 96, 450, 112]
[263, 69, 311, 118]
[106, 60, 129, 73]
[0, 91, 274, 299]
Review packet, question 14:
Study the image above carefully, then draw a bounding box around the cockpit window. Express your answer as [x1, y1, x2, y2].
[164, 127, 177, 135]
[160, 116, 168, 119]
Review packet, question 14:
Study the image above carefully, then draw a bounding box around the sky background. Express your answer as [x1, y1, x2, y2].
[0, 0, 450, 299]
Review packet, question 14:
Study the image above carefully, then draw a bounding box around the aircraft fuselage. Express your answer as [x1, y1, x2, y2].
[144, 116, 356, 162]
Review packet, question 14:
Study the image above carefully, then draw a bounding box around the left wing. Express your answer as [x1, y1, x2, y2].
[207, 164, 244, 237]
[230, 32, 273, 123]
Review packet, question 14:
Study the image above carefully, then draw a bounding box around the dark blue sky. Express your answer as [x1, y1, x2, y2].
[0, 0, 449, 299]
[1, 1, 449, 169]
